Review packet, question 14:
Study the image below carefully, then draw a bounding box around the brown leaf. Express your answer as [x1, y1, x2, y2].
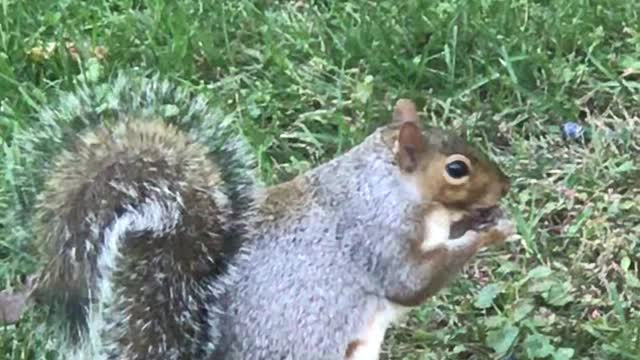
[0, 274, 37, 325]
[92, 46, 108, 60]
[0, 289, 30, 325]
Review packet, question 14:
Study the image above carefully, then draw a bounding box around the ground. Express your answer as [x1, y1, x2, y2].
[1, 0, 639, 359]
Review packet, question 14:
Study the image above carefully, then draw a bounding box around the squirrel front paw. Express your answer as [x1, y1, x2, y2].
[478, 218, 515, 248]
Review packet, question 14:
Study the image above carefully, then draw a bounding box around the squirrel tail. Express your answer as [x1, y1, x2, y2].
[15, 73, 257, 358]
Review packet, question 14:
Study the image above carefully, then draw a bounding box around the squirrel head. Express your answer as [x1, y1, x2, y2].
[390, 99, 510, 212]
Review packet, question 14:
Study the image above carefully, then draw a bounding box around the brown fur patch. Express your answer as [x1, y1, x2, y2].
[345, 339, 363, 359]
[345, 301, 386, 359]
[258, 176, 309, 220]
[397, 122, 426, 172]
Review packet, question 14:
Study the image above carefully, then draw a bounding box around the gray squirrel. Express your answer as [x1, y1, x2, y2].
[13, 73, 513, 359]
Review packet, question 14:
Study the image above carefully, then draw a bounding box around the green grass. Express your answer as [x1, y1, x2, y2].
[1, 0, 639, 358]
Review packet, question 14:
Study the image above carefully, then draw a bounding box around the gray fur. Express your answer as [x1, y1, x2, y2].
[20, 74, 503, 359]
[209, 129, 428, 359]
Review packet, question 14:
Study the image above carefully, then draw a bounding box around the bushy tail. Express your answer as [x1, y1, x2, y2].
[7, 73, 257, 359]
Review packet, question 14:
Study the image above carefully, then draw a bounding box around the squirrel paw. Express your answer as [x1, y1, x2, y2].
[478, 218, 515, 248]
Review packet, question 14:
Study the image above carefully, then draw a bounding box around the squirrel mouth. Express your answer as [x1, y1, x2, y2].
[449, 206, 504, 239]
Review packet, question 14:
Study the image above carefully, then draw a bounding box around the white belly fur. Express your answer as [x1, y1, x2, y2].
[348, 301, 410, 360]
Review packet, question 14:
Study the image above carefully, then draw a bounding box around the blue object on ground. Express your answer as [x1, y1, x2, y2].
[562, 122, 584, 139]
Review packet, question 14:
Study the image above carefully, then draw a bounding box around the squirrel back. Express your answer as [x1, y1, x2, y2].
[15, 73, 257, 359]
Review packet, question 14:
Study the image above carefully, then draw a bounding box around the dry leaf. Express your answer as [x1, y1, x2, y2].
[0, 274, 37, 325]
[92, 46, 108, 60]
[0, 289, 30, 324]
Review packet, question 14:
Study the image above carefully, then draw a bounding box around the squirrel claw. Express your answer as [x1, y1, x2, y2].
[495, 218, 515, 237]
[478, 218, 515, 248]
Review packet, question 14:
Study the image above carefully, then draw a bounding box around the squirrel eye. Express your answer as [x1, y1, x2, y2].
[446, 160, 469, 179]
[443, 154, 472, 185]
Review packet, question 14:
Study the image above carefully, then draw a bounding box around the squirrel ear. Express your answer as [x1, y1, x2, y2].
[393, 99, 418, 124]
[396, 121, 425, 173]
[393, 99, 425, 173]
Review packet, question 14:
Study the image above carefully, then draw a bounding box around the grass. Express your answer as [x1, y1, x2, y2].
[1, 0, 639, 358]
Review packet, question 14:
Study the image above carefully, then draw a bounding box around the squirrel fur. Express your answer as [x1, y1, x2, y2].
[17, 73, 513, 359]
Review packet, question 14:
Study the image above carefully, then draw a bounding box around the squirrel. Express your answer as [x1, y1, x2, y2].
[18, 73, 513, 359]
